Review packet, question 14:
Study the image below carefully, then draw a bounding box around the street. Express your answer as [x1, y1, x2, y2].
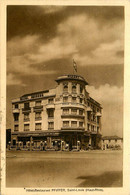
[6, 150, 123, 188]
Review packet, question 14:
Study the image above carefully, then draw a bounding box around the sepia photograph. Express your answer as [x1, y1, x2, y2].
[1, 2, 130, 194]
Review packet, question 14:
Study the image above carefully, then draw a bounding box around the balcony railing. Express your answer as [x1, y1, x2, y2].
[46, 104, 55, 109]
[35, 117, 42, 121]
[24, 118, 30, 122]
[24, 129, 30, 131]
[13, 108, 20, 113]
[61, 114, 84, 119]
[61, 127, 85, 131]
[48, 127, 54, 130]
[33, 105, 43, 111]
[22, 107, 31, 113]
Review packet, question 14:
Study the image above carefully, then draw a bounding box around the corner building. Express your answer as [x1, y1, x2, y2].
[11, 74, 102, 150]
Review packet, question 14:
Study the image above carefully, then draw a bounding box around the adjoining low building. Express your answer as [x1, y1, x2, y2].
[102, 136, 123, 150]
[11, 74, 103, 151]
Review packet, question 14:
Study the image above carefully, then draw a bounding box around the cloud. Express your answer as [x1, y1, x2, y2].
[87, 84, 123, 137]
[7, 35, 57, 76]
[23, 14, 124, 67]
[7, 11, 124, 83]
[7, 73, 26, 86]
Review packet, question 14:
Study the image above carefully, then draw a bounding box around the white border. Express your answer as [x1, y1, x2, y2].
[1, 0, 130, 195]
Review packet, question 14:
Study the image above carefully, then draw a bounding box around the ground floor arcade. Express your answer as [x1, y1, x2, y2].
[9, 130, 102, 151]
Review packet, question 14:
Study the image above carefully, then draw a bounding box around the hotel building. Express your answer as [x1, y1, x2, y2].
[11, 74, 102, 150]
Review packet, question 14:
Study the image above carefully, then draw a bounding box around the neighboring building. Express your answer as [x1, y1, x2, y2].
[6, 129, 11, 148]
[102, 136, 123, 150]
[11, 74, 102, 150]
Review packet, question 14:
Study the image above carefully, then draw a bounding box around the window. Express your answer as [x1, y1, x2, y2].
[35, 123, 41, 130]
[63, 85, 68, 93]
[14, 125, 19, 131]
[79, 122, 83, 127]
[72, 85, 76, 93]
[35, 112, 41, 119]
[72, 97, 76, 103]
[80, 85, 83, 93]
[24, 124, 29, 131]
[24, 113, 29, 121]
[48, 98, 54, 104]
[14, 113, 19, 121]
[35, 101, 41, 107]
[63, 109, 69, 115]
[91, 125, 94, 131]
[48, 122, 54, 130]
[48, 109, 54, 118]
[80, 98, 83, 103]
[63, 121, 69, 127]
[15, 104, 18, 109]
[97, 117, 100, 124]
[71, 108, 77, 115]
[71, 121, 77, 127]
[87, 112, 91, 120]
[63, 97, 68, 103]
[87, 124, 90, 131]
[24, 102, 29, 109]
[79, 109, 83, 115]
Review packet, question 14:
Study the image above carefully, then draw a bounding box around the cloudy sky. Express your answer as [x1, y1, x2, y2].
[7, 6, 124, 136]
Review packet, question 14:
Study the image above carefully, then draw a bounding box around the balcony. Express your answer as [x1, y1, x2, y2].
[96, 112, 102, 117]
[61, 114, 84, 119]
[61, 102, 84, 109]
[24, 118, 30, 122]
[48, 127, 54, 130]
[33, 105, 43, 111]
[22, 107, 31, 113]
[87, 106, 92, 112]
[46, 104, 55, 109]
[61, 127, 85, 131]
[13, 108, 20, 113]
[35, 117, 42, 121]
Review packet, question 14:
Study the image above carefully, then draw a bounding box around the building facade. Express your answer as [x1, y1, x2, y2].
[102, 136, 123, 150]
[11, 74, 102, 151]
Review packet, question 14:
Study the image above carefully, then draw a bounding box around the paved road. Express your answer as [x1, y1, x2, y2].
[6, 150, 123, 188]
